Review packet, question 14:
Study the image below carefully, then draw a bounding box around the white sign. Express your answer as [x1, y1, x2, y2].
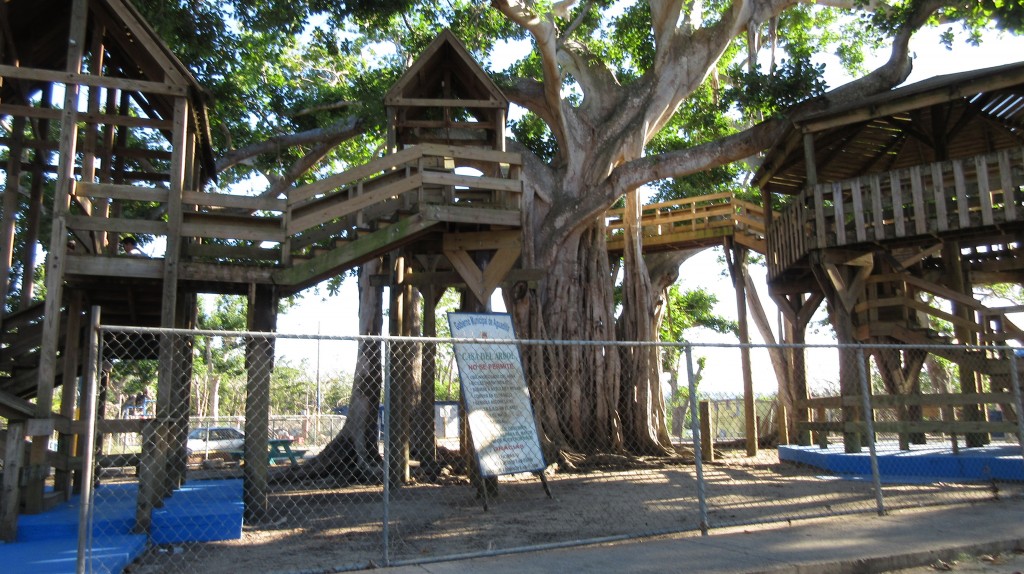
[448, 312, 545, 477]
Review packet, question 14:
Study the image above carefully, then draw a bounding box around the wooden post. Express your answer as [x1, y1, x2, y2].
[388, 254, 412, 485]
[54, 291, 85, 498]
[30, 0, 89, 513]
[943, 241, 985, 447]
[244, 283, 277, 522]
[699, 400, 715, 462]
[1, 421, 26, 541]
[725, 239, 757, 455]
[0, 115, 26, 312]
[412, 283, 440, 466]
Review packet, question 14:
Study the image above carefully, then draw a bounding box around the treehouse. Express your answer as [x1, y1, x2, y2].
[758, 61, 1024, 453]
[0, 1, 525, 539]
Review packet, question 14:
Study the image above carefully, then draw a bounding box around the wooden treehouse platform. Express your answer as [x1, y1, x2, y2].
[605, 192, 771, 255]
[757, 61, 1024, 452]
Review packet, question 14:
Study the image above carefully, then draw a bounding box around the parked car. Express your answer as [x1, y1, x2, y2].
[186, 427, 244, 456]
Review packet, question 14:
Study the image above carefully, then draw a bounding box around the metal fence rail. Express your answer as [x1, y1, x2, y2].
[54, 324, 1024, 573]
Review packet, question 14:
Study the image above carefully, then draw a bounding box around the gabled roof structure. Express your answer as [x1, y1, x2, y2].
[385, 29, 509, 150]
[1, 0, 216, 181]
[757, 61, 1024, 195]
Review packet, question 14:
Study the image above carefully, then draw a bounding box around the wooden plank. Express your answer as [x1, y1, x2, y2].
[389, 97, 506, 108]
[953, 159, 970, 228]
[421, 170, 523, 193]
[65, 254, 164, 279]
[910, 165, 927, 234]
[1, 421, 26, 541]
[0, 64, 187, 96]
[288, 174, 422, 233]
[184, 243, 281, 261]
[419, 201, 520, 226]
[65, 215, 168, 235]
[288, 146, 423, 206]
[75, 182, 169, 203]
[851, 179, 866, 242]
[846, 392, 1013, 408]
[858, 421, 1018, 434]
[870, 175, 886, 240]
[814, 184, 826, 247]
[0, 103, 63, 121]
[273, 215, 438, 287]
[976, 155, 994, 225]
[183, 191, 286, 212]
[932, 162, 948, 232]
[891, 171, 906, 237]
[181, 216, 285, 243]
[832, 182, 847, 245]
[998, 149, 1016, 221]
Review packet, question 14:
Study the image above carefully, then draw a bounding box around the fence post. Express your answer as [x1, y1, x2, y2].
[381, 338, 392, 566]
[686, 345, 709, 536]
[699, 401, 714, 463]
[76, 306, 101, 574]
[855, 347, 885, 516]
[1008, 350, 1024, 463]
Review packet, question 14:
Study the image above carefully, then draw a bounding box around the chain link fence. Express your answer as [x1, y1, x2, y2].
[48, 324, 1022, 573]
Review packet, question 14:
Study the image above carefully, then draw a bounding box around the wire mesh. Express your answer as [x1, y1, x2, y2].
[61, 325, 1024, 573]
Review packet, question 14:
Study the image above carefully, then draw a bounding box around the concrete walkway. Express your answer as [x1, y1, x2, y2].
[372, 498, 1024, 573]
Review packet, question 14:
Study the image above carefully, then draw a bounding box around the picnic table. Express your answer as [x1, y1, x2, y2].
[227, 439, 306, 466]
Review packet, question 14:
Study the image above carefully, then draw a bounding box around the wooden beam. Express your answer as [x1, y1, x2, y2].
[0, 64, 187, 96]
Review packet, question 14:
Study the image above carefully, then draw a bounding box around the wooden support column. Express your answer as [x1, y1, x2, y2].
[388, 253, 412, 486]
[166, 293, 196, 490]
[412, 281, 440, 466]
[153, 96, 190, 501]
[54, 291, 85, 498]
[1, 421, 27, 541]
[943, 241, 986, 447]
[30, 0, 89, 514]
[244, 283, 277, 522]
[772, 291, 824, 445]
[810, 251, 873, 453]
[0, 115, 26, 311]
[21, 87, 52, 302]
[725, 238, 757, 456]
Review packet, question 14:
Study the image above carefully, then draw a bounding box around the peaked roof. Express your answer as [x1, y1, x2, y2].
[757, 61, 1024, 195]
[385, 29, 508, 109]
[2, 0, 216, 181]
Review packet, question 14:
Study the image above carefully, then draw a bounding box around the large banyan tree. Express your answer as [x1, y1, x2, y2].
[128, 0, 1024, 465]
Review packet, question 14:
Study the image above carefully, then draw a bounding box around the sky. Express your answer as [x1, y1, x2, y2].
[273, 25, 1024, 396]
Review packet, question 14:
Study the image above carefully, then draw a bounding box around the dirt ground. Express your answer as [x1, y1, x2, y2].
[119, 450, 1024, 574]
[888, 549, 1024, 574]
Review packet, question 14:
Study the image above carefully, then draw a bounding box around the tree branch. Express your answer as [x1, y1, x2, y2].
[492, 0, 570, 157]
[214, 115, 365, 175]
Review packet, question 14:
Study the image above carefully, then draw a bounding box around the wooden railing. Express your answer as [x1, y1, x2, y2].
[605, 193, 769, 253]
[768, 146, 1024, 280]
[64, 143, 523, 283]
[797, 392, 1019, 449]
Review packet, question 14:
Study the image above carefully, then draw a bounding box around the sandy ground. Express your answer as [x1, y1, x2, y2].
[114, 449, 1023, 574]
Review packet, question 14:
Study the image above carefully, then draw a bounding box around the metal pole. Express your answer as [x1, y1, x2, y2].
[76, 306, 102, 574]
[855, 347, 885, 516]
[685, 345, 709, 536]
[1007, 350, 1024, 463]
[381, 338, 392, 566]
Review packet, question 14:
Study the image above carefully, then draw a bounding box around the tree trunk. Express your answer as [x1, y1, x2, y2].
[280, 257, 384, 482]
[617, 190, 672, 455]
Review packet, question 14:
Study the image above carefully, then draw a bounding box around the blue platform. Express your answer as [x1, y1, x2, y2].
[780, 443, 1024, 482]
[0, 479, 243, 574]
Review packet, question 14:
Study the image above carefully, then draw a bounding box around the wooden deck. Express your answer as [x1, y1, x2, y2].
[605, 192, 770, 254]
[767, 146, 1024, 281]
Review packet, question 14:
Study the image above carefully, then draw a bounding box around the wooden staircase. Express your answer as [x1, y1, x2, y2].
[65, 143, 523, 295]
[855, 271, 1024, 377]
